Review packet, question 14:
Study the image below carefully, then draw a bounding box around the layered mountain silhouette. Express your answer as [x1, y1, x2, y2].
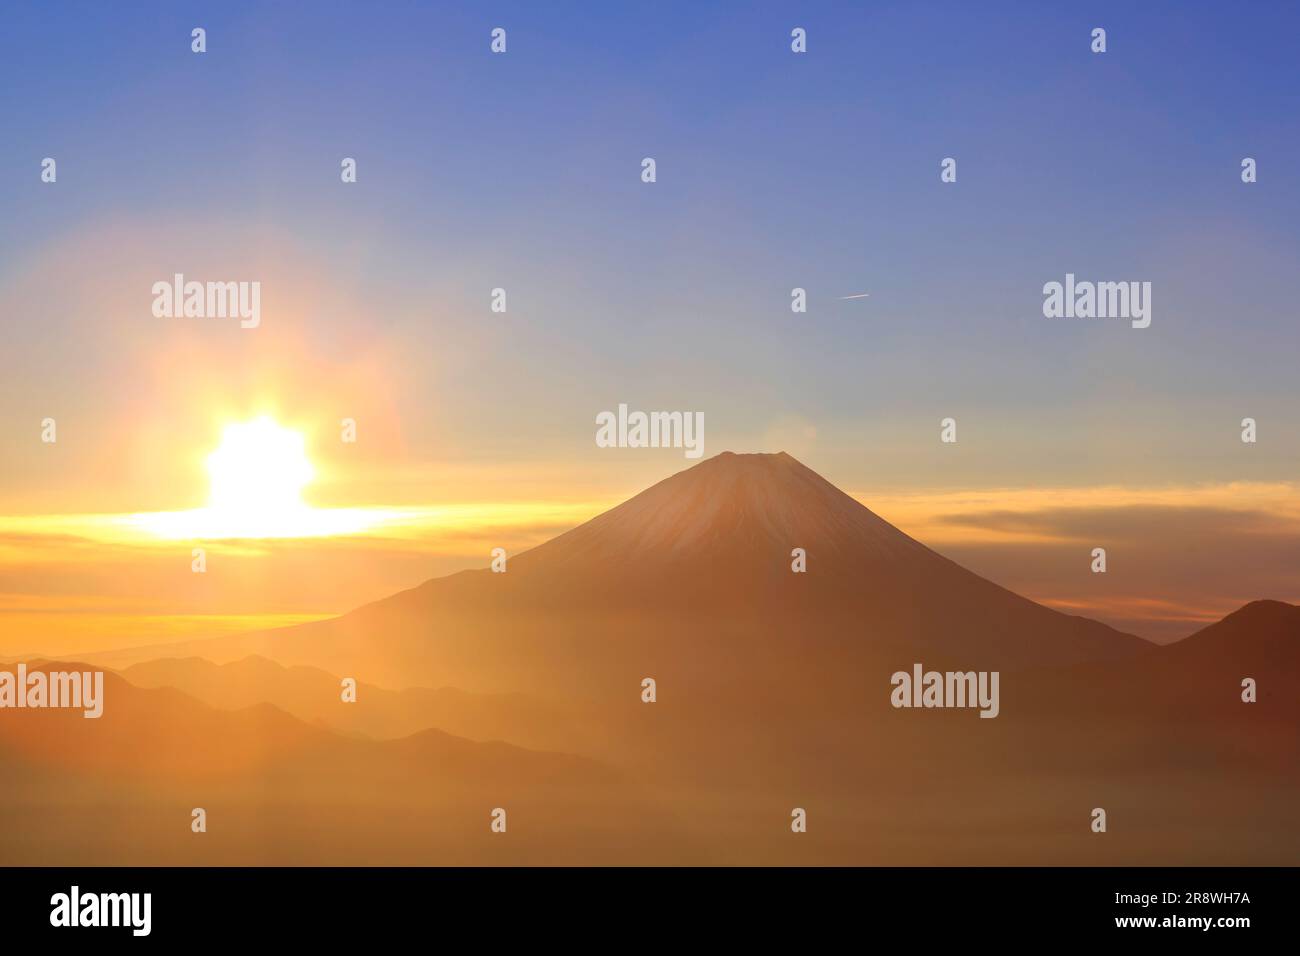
[21, 452, 1294, 864]
[0, 662, 698, 865]
[121, 655, 602, 753]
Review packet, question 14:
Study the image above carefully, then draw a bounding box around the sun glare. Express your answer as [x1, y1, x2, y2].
[127, 416, 398, 540]
[207, 418, 314, 518]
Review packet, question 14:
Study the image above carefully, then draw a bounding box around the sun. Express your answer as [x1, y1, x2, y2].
[206, 417, 314, 519]
[127, 416, 399, 540]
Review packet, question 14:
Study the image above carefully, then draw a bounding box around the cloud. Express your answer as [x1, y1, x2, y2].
[934, 504, 1294, 544]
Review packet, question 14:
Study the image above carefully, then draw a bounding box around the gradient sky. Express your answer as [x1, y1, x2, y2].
[2, 1, 1298, 653]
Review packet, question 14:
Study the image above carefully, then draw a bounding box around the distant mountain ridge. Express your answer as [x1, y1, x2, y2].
[0, 661, 684, 865]
[121, 655, 600, 751]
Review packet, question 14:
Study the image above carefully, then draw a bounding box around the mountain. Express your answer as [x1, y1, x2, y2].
[1161, 598, 1300, 675]
[112, 452, 1147, 693]
[0, 661, 700, 865]
[14, 456, 1299, 863]
[121, 655, 602, 752]
[46, 598, 1296, 865]
[0, 663, 616, 785]
[1014, 598, 1300, 720]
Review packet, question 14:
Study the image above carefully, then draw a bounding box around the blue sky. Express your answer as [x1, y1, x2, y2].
[1, 0, 1298, 497]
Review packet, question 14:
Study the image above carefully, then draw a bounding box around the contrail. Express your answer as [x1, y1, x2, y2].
[838, 293, 870, 299]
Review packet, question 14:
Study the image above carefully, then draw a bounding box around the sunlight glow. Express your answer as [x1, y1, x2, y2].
[207, 418, 314, 517]
[127, 416, 395, 540]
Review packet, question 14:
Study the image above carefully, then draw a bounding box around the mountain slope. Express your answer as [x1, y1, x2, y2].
[1162, 599, 1300, 670]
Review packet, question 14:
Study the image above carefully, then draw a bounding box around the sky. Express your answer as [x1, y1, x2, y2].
[2, 1, 1298, 654]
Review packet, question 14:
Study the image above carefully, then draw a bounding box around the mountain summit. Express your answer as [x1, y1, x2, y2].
[509, 451, 936, 575]
[153, 451, 1146, 690]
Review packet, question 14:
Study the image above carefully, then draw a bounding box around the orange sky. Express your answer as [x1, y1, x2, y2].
[3, 427, 1297, 658]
